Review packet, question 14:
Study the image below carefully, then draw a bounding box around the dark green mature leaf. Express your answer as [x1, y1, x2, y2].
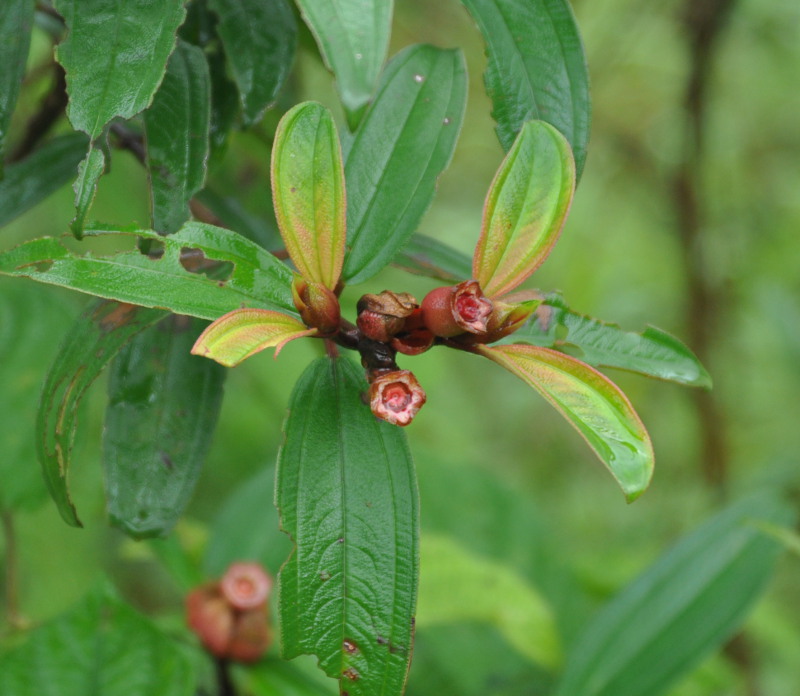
[103, 317, 225, 538]
[0, 279, 75, 511]
[295, 0, 393, 127]
[0, 132, 88, 228]
[554, 492, 793, 696]
[0, 222, 295, 319]
[460, 0, 591, 178]
[208, 0, 296, 124]
[144, 40, 211, 234]
[0, 0, 35, 174]
[237, 659, 336, 696]
[505, 294, 712, 387]
[70, 146, 104, 238]
[393, 234, 472, 282]
[343, 45, 467, 285]
[276, 357, 419, 696]
[53, 0, 186, 140]
[0, 586, 195, 695]
[36, 300, 165, 526]
[195, 187, 282, 250]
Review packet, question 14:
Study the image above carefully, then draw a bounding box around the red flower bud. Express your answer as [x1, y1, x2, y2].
[368, 370, 427, 426]
[227, 607, 272, 663]
[357, 291, 418, 342]
[221, 562, 273, 610]
[292, 276, 340, 335]
[459, 292, 542, 344]
[391, 308, 434, 355]
[186, 585, 235, 658]
[421, 280, 493, 337]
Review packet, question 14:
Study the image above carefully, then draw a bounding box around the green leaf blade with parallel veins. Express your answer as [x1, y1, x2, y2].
[103, 317, 226, 539]
[271, 102, 346, 290]
[37, 300, 166, 527]
[0, 0, 35, 175]
[276, 357, 419, 696]
[343, 44, 467, 285]
[480, 343, 654, 502]
[0, 222, 295, 320]
[144, 40, 211, 234]
[208, 0, 297, 125]
[473, 120, 575, 298]
[460, 0, 591, 178]
[294, 0, 393, 127]
[53, 0, 186, 140]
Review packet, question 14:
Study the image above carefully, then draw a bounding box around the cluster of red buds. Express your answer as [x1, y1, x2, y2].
[185, 562, 273, 663]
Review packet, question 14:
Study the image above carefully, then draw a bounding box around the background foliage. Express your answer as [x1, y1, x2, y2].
[2, 0, 800, 694]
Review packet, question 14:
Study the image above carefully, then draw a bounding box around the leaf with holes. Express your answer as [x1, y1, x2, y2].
[473, 120, 575, 298]
[192, 308, 314, 367]
[37, 301, 166, 526]
[276, 357, 419, 696]
[343, 44, 467, 285]
[479, 343, 654, 502]
[103, 317, 226, 538]
[272, 103, 346, 290]
[460, 0, 591, 177]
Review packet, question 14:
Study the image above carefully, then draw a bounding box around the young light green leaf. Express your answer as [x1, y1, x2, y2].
[0, 133, 89, 228]
[418, 533, 561, 669]
[144, 40, 211, 234]
[343, 44, 467, 285]
[392, 233, 472, 283]
[479, 343, 654, 502]
[38, 301, 166, 527]
[473, 120, 575, 298]
[192, 308, 314, 367]
[553, 492, 793, 696]
[70, 146, 104, 238]
[276, 357, 419, 696]
[271, 102, 346, 290]
[103, 317, 225, 539]
[0, 586, 195, 696]
[294, 0, 393, 127]
[208, 0, 296, 124]
[504, 293, 712, 387]
[0, 0, 35, 175]
[0, 222, 295, 320]
[460, 0, 591, 178]
[53, 0, 186, 140]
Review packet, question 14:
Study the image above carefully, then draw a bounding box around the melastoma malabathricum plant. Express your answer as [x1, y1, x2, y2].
[192, 102, 654, 502]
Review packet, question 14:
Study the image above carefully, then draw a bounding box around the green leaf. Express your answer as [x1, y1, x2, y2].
[343, 44, 467, 285]
[0, 0, 35, 175]
[0, 585, 195, 695]
[271, 102, 346, 290]
[553, 493, 793, 696]
[53, 0, 186, 140]
[417, 533, 560, 670]
[0, 133, 89, 228]
[70, 146, 105, 238]
[144, 40, 211, 234]
[103, 317, 225, 538]
[294, 0, 393, 127]
[473, 120, 575, 298]
[37, 300, 166, 526]
[460, 0, 591, 178]
[207, 47, 240, 160]
[237, 658, 336, 696]
[208, 0, 297, 124]
[0, 279, 76, 511]
[276, 357, 419, 696]
[0, 222, 295, 320]
[392, 234, 472, 283]
[504, 294, 712, 387]
[192, 308, 313, 367]
[479, 343, 654, 502]
[195, 187, 282, 250]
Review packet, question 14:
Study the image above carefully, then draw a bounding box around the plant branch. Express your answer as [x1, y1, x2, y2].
[10, 63, 68, 163]
[214, 657, 236, 696]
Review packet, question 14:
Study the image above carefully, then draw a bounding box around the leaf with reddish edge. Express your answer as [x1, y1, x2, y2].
[478, 343, 654, 502]
[473, 120, 575, 299]
[271, 102, 346, 291]
[192, 308, 315, 367]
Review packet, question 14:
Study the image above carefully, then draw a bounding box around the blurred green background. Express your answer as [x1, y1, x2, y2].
[2, 0, 799, 694]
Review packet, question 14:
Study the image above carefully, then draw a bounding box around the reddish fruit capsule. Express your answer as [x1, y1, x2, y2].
[221, 562, 273, 610]
[421, 280, 493, 337]
[368, 370, 427, 426]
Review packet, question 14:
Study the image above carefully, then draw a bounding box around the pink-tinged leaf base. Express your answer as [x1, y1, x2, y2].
[271, 102, 346, 290]
[192, 309, 316, 367]
[478, 343, 654, 502]
[473, 121, 576, 298]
